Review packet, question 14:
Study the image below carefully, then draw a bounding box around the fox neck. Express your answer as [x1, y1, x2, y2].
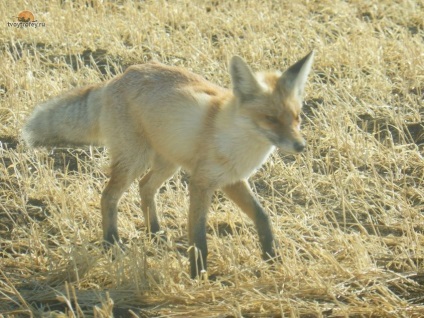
[213, 100, 275, 183]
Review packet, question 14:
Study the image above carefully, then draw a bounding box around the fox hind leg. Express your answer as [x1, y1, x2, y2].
[139, 155, 178, 235]
[101, 146, 151, 247]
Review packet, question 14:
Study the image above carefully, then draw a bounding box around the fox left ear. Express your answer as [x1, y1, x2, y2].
[230, 56, 262, 100]
[278, 51, 314, 99]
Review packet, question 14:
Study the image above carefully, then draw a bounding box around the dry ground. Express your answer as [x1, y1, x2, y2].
[1, 0, 424, 317]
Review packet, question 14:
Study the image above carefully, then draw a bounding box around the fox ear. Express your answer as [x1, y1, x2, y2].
[230, 56, 261, 100]
[279, 51, 314, 99]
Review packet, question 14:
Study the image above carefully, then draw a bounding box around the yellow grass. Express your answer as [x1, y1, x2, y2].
[1, 0, 423, 316]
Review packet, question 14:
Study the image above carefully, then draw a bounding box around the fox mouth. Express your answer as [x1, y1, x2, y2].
[278, 141, 305, 153]
[268, 135, 305, 153]
[261, 129, 305, 153]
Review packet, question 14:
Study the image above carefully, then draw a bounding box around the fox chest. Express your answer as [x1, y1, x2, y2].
[212, 141, 275, 185]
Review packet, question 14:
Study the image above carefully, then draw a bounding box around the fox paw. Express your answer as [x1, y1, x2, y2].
[149, 230, 168, 244]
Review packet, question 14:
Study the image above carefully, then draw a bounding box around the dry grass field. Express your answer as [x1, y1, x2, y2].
[1, 0, 424, 317]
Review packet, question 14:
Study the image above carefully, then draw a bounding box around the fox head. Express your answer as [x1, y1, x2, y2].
[230, 51, 314, 154]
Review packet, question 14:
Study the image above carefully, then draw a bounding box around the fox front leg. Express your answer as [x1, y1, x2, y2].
[223, 180, 276, 260]
[188, 182, 214, 279]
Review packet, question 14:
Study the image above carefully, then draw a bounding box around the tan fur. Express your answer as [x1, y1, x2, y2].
[23, 52, 314, 278]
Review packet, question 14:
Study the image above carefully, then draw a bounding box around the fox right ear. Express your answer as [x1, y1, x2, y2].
[230, 56, 261, 100]
[279, 51, 314, 99]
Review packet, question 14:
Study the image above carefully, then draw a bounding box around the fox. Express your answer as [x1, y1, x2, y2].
[23, 51, 314, 278]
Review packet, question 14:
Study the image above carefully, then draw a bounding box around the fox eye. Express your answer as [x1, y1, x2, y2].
[265, 115, 279, 124]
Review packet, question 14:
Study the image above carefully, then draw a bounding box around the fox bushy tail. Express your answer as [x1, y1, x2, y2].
[23, 84, 104, 148]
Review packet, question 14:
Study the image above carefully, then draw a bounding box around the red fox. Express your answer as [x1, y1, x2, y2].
[23, 51, 314, 278]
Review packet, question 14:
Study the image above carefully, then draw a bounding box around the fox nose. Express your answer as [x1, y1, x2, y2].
[294, 140, 306, 152]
